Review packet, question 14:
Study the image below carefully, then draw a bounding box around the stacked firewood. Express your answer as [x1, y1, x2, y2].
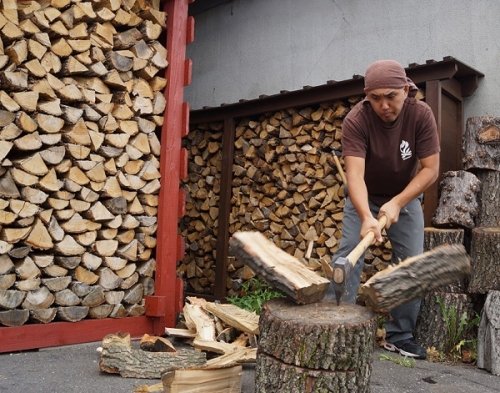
[183, 98, 396, 297]
[0, 0, 167, 327]
[179, 122, 222, 294]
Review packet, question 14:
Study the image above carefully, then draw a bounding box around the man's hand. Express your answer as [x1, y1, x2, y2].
[379, 198, 402, 229]
[360, 216, 384, 243]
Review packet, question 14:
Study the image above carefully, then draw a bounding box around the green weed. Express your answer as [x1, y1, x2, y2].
[435, 295, 480, 361]
[226, 278, 284, 314]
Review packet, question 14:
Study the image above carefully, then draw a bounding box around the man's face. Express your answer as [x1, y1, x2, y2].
[365, 86, 409, 123]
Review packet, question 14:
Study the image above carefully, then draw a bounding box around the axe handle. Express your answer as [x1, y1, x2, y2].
[333, 155, 348, 186]
[346, 215, 387, 266]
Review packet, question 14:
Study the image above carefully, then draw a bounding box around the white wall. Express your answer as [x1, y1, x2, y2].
[185, 0, 500, 120]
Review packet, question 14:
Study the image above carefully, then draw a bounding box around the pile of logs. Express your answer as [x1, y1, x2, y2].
[99, 296, 258, 392]
[0, 0, 167, 326]
[182, 99, 397, 296]
[415, 116, 499, 369]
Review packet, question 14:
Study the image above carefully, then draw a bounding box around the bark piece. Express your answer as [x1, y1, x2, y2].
[468, 227, 500, 294]
[256, 299, 375, 393]
[432, 170, 481, 229]
[361, 244, 471, 313]
[229, 231, 329, 304]
[99, 333, 207, 379]
[463, 116, 500, 171]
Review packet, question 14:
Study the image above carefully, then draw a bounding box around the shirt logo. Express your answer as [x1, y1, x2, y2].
[400, 140, 412, 160]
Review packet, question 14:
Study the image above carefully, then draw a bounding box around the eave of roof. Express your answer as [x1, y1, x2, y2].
[191, 56, 484, 124]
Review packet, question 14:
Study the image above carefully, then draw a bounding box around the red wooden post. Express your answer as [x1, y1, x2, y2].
[147, 0, 192, 333]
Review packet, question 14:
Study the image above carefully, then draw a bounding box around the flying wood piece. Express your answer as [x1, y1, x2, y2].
[229, 231, 330, 304]
[361, 244, 471, 313]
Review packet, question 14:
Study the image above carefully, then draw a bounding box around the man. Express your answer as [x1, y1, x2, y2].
[332, 59, 440, 359]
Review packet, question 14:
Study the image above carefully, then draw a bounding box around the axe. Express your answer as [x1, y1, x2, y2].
[322, 215, 387, 305]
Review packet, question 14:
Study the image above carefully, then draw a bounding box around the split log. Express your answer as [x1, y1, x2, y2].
[56, 306, 89, 322]
[99, 333, 207, 379]
[256, 299, 376, 393]
[161, 365, 242, 393]
[30, 308, 57, 323]
[475, 170, 500, 227]
[477, 290, 500, 376]
[432, 170, 481, 228]
[361, 244, 471, 313]
[468, 227, 500, 294]
[0, 309, 29, 326]
[140, 334, 176, 353]
[415, 292, 475, 352]
[202, 301, 259, 335]
[229, 231, 330, 304]
[0, 289, 26, 309]
[463, 116, 500, 171]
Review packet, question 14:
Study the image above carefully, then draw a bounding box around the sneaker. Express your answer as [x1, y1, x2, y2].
[383, 338, 427, 359]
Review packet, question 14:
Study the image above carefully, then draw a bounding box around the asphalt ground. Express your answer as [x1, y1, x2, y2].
[0, 342, 498, 393]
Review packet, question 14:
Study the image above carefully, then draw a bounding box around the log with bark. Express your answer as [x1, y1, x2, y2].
[477, 290, 500, 376]
[463, 116, 500, 171]
[474, 170, 500, 227]
[0, 0, 168, 326]
[423, 227, 466, 292]
[256, 298, 376, 393]
[432, 170, 481, 229]
[415, 292, 475, 352]
[361, 244, 471, 313]
[99, 333, 207, 379]
[468, 227, 500, 294]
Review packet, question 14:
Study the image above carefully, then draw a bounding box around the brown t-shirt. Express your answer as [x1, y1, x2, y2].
[342, 97, 440, 205]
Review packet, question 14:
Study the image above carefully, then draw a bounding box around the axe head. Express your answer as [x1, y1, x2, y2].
[331, 256, 353, 305]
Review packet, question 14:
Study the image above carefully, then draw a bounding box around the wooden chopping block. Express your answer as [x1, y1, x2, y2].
[256, 298, 376, 392]
[229, 231, 330, 304]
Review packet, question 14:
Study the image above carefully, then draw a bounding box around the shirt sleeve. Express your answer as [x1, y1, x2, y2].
[341, 112, 367, 158]
[415, 104, 440, 159]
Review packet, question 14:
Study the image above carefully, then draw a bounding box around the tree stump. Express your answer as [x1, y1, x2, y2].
[415, 292, 474, 352]
[423, 227, 466, 292]
[468, 227, 500, 294]
[432, 171, 481, 228]
[255, 299, 376, 393]
[463, 116, 500, 171]
[475, 170, 500, 227]
[477, 290, 500, 376]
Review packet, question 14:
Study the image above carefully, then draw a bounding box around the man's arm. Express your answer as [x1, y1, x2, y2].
[379, 153, 440, 227]
[345, 155, 384, 242]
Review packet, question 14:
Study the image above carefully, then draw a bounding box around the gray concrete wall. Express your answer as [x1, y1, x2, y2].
[185, 0, 500, 120]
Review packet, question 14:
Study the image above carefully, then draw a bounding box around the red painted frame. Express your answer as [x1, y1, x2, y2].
[0, 0, 191, 353]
